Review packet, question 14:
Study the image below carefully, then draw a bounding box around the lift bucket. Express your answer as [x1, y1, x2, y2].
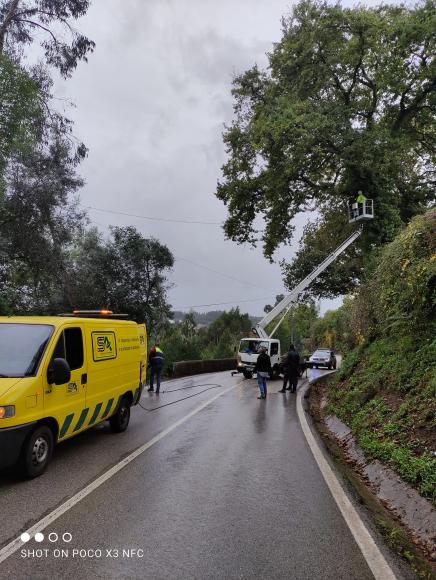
[348, 199, 374, 223]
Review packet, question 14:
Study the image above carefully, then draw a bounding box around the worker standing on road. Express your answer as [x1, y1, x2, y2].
[254, 346, 271, 400]
[148, 343, 165, 394]
[279, 344, 300, 394]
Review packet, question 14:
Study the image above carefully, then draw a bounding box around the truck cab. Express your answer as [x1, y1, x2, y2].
[236, 338, 281, 379]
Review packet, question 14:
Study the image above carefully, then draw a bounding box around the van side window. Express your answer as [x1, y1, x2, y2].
[65, 328, 84, 370]
[51, 328, 83, 370]
[270, 343, 279, 356]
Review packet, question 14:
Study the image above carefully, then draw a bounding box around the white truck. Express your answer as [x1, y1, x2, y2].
[235, 201, 374, 379]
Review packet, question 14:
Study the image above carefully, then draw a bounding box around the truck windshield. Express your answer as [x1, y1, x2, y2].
[239, 340, 269, 354]
[0, 324, 53, 377]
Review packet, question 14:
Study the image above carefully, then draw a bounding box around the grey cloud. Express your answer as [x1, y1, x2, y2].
[49, 0, 369, 316]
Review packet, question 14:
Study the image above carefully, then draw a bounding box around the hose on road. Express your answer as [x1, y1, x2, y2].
[137, 383, 224, 412]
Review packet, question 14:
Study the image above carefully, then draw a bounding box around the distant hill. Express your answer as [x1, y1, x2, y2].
[173, 310, 261, 327]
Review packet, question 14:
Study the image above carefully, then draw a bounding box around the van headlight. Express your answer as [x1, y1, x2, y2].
[0, 406, 15, 419]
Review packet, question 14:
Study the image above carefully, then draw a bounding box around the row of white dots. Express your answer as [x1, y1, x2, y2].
[21, 532, 72, 543]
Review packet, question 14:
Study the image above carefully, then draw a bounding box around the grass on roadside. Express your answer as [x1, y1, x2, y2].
[326, 336, 436, 504]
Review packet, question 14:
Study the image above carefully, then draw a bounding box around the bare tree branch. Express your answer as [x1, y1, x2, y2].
[0, 0, 20, 53]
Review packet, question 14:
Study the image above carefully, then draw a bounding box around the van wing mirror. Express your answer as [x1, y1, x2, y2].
[48, 358, 71, 385]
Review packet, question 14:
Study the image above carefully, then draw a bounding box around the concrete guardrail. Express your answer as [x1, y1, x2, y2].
[170, 358, 236, 378]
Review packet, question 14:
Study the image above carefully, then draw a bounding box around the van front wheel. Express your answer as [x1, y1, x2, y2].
[110, 397, 131, 433]
[20, 425, 53, 479]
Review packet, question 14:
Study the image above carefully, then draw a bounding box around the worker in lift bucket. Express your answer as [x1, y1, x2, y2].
[356, 191, 367, 203]
[254, 346, 271, 400]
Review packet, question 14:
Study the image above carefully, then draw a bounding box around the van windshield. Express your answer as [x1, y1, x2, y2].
[0, 324, 53, 377]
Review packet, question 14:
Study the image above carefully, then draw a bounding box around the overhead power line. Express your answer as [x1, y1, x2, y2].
[88, 218, 276, 293]
[175, 296, 275, 309]
[87, 212, 283, 309]
[175, 256, 276, 292]
[87, 206, 222, 226]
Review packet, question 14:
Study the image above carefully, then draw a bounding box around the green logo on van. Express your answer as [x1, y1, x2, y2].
[97, 336, 112, 353]
[92, 332, 117, 361]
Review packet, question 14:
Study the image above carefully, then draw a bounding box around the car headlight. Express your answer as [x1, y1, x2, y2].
[0, 405, 15, 419]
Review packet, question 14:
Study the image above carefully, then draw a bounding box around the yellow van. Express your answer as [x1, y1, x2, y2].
[0, 311, 147, 477]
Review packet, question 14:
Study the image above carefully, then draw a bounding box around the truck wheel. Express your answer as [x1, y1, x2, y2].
[20, 425, 53, 479]
[109, 397, 131, 433]
[243, 371, 253, 379]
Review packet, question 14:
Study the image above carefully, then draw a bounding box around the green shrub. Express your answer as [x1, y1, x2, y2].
[326, 212, 436, 504]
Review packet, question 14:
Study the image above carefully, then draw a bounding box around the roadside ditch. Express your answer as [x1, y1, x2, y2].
[308, 374, 436, 580]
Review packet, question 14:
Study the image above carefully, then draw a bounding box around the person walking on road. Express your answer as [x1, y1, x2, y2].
[148, 343, 164, 394]
[254, 346, 271, 400]
[279, 344, 300, 393]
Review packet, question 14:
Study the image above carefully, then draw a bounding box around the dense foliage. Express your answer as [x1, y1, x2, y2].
[0, 1, 92, 313]
[61, 226, 174, 332]
[0, 0, 95, 77]
[0, 53, 41, 175]
[320, 211, 436, 502]
[0, 3, 175, 334]
[217, 0, 435, 297]
[160, 308, 252, 373]
[263, 295, 319, 355]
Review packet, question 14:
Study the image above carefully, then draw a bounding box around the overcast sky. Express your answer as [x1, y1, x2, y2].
[51, 0, 390, 317]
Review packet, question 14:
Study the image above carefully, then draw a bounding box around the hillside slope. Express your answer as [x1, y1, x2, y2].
[326, 210, 436, 503]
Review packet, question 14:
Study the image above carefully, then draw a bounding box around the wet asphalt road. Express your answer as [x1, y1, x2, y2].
[0, 370, 400, 579]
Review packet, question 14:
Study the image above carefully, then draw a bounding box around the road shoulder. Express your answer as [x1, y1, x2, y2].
[303, 375, 435, 580]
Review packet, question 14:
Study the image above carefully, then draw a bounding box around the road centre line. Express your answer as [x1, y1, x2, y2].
[296, 381, 397, 580]
[0, 380, 242, 564]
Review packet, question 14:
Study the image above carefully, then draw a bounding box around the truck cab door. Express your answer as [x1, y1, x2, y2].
[44, 326, 87, 441]
[270, 341, 280, 365]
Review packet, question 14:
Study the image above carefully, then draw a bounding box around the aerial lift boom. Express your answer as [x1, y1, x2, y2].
[235, 199, 374, 379]
[255, 228, 363, 339]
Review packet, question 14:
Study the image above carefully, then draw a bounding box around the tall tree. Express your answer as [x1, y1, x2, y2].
[0, 0, 94, 76]
[0, 0, 94, 313]
[60, 226, 175, 332]
[58, 226, 109, 311]
[104, 226, 174, 332]
[206, 307, 252, 346]
[216, 0, 436, 297]
[0, 53, 41, 178]
[0, 112, 86, 313]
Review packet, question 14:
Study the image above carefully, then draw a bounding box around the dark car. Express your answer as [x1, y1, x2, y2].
[308, 349, 337, 370]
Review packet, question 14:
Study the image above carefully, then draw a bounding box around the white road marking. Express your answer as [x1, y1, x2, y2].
[0, 380, 242, 564]
[297, 381, 397, 580]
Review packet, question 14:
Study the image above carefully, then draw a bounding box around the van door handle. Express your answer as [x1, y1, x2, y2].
[81, 373, 87, 385]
